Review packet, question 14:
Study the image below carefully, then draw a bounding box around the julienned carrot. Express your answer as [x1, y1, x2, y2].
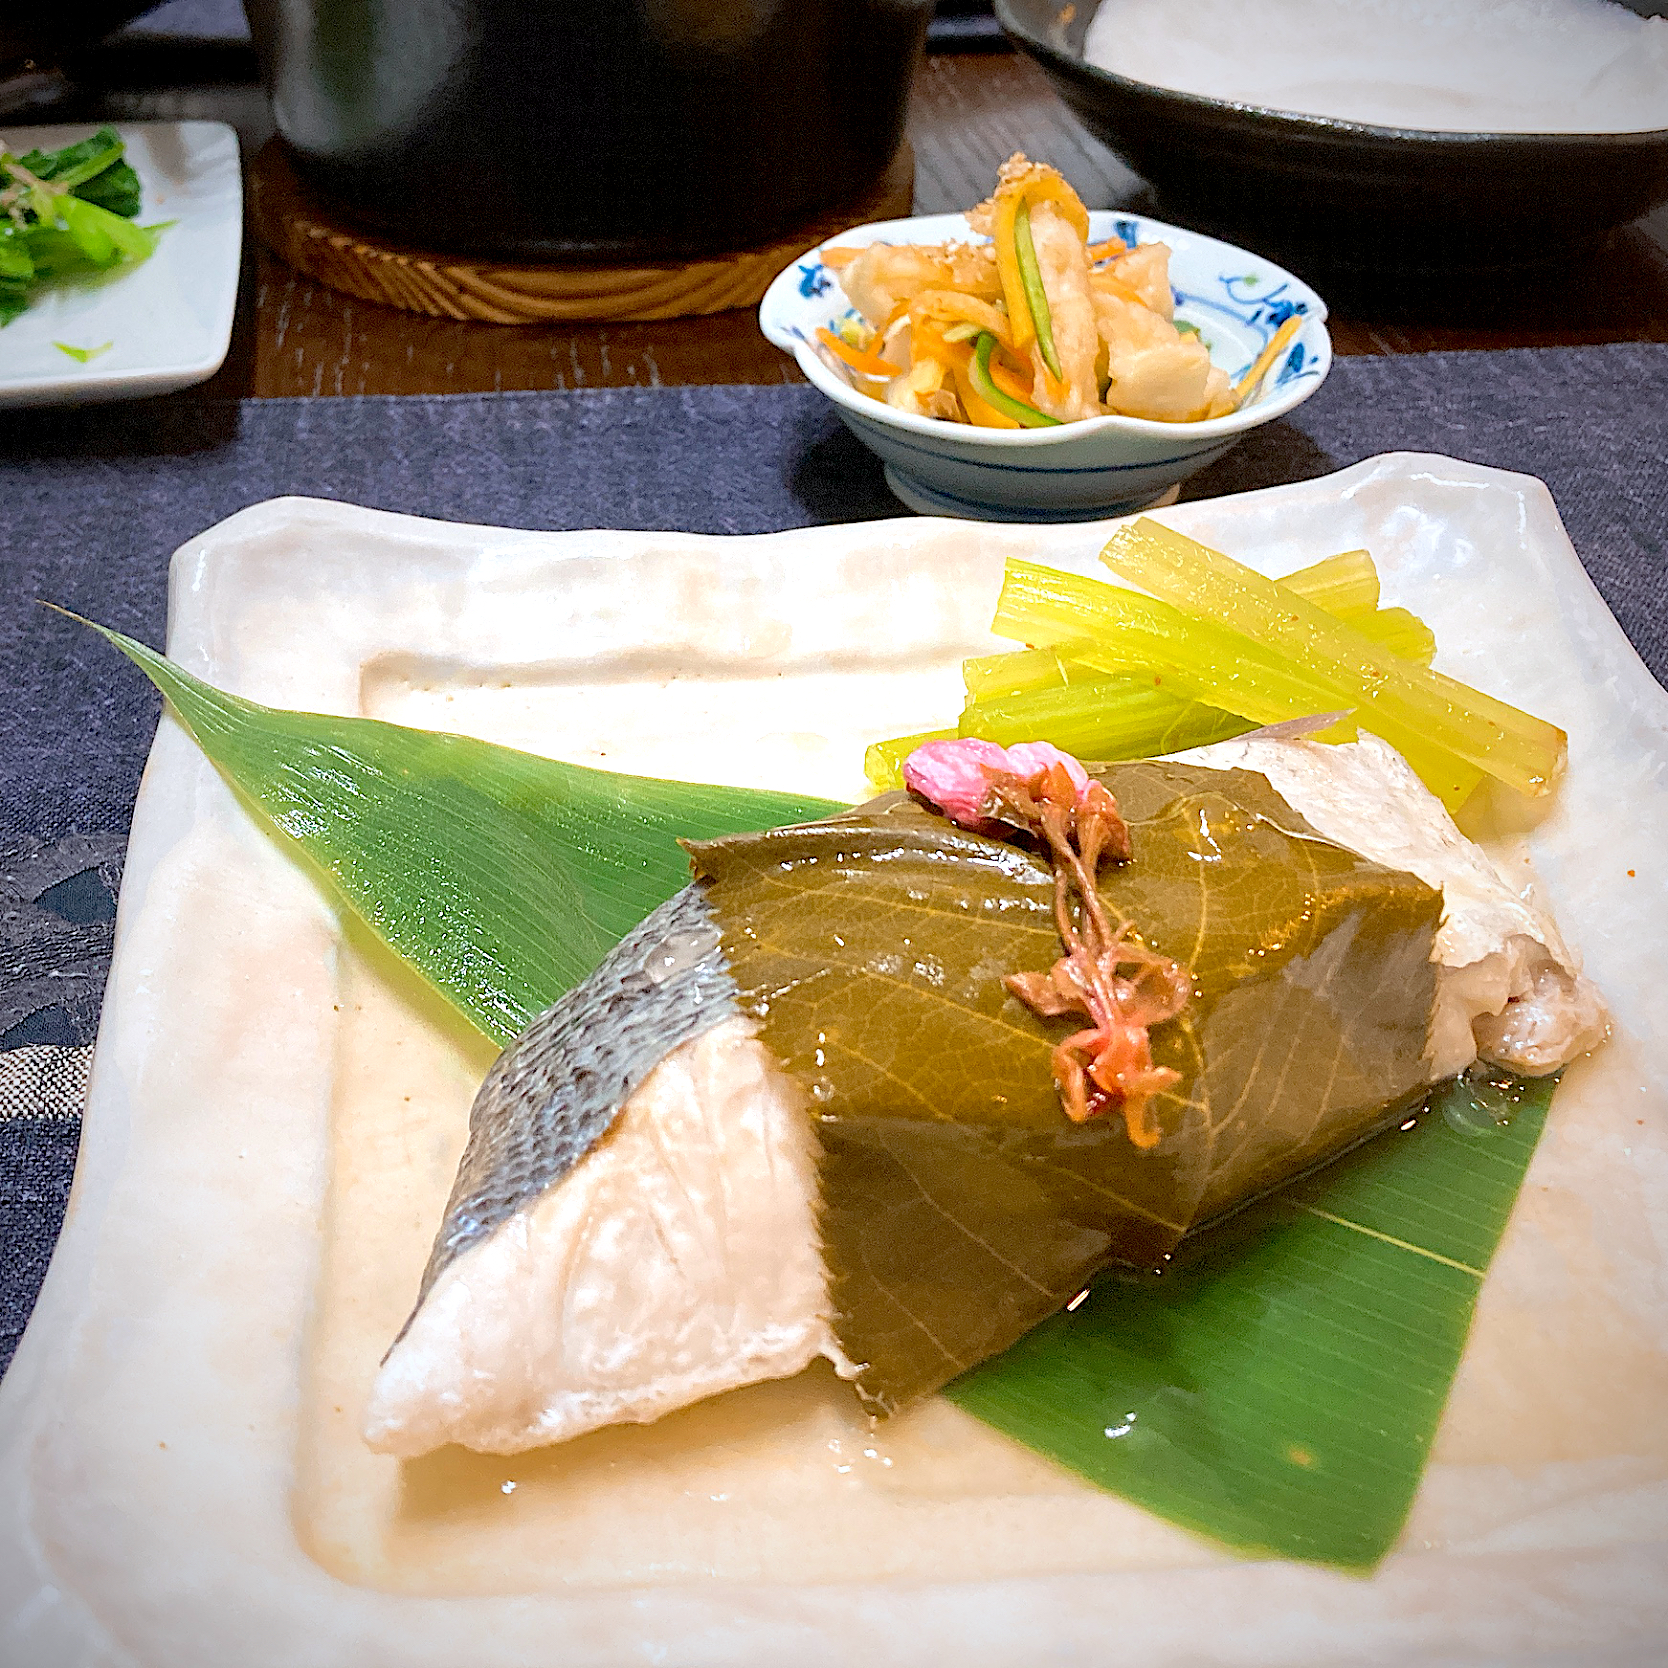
[970, 333, 1060, 428]
[878, 298, 912, 335]
[993, 171, 1093, 358]
[1011, 172, 1091, 241]
[815, 327, 902, 379]
[1086, 238, 1127, 264]
[904, 324, 1014, 429]
[992, 192, 1032, 356]
[953, 358, 1022, 429]
[986, 344, 1034, 405]
[1089, 271, 1150, 309]
[1232, 315, 1303, 408]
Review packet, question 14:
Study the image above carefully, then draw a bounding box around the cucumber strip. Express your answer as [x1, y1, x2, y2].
[1013, 199, 1062, 382]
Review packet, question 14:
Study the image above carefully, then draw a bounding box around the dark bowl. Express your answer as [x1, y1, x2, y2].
[245, 0, 934, 262]
[997, 0, 1668, 285]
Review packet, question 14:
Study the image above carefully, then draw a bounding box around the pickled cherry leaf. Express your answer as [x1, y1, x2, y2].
[686, 763, 1442, 1410]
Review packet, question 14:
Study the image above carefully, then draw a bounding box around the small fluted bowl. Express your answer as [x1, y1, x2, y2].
[759, 209, 1330, 522]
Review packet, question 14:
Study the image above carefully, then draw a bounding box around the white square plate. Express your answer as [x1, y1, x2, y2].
[0, 121, 241, 408]
[2, 455, 1665, 1667]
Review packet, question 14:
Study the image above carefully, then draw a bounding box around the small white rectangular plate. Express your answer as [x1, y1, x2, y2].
[0, 121, 241, 407]
[2, 455, 1665, 1667]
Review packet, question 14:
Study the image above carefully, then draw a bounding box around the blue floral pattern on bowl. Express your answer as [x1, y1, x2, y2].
[760, 210, 1332, 523]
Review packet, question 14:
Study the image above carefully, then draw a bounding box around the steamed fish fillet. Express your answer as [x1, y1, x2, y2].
[364, 890, 855, 1458]
[366, 737, 1605, 1459]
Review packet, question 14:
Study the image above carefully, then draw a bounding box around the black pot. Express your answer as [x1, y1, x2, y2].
[246, 0, 934, 260]
[997, 0, 1668, 285]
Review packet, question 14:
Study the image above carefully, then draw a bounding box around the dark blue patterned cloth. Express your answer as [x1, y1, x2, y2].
[3, 349, 1665, 1376]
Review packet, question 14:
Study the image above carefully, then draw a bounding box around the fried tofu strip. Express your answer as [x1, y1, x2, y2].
[1025, 202, 1102, 422]
[832, 243, 1000, 329]
[1095, 292, 1234, 421]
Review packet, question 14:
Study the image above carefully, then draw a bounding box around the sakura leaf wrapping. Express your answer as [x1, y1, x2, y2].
[686, 762, 1442, 1410]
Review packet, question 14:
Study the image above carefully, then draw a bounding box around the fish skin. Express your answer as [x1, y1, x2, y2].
[394, 884, 736, 1343]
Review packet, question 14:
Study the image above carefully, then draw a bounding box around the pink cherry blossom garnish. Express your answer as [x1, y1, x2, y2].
[901, 737, 1016, 828]
[901, 736, 1188, 1149]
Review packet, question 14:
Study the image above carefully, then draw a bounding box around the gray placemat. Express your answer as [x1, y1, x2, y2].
[3, 344, 1665, 1376]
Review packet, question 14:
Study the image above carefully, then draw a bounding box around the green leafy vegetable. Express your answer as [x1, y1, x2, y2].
[0, 127, 159, 327]
[55, 340, 112, 363]
[19, 127, 140, 213]
[686, 766, 1442, 1411]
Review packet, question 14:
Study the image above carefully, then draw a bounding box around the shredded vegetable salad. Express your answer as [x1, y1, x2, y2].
[817, 153, 1299, 429]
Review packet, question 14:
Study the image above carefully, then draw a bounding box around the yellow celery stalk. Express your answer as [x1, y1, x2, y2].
[966, 552, 1427, 702]
[1277, 548, 1380, 616]
[963, 640, 1109, 702]
[996, 561, 1486, 809]
[866, 547, 1465, 804]
[1099, 520, 1565, 796]
[1022, 622, 1458, 797]
[959, 679, 1251, 758]
[1363, 607, 1436, 667]
[863, 727, 956, 792]
[995, 561, 1352, 723]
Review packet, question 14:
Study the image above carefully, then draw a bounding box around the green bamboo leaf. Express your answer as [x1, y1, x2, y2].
[946, 1075, 1554, 1569]
[87, 621, 839, 1044]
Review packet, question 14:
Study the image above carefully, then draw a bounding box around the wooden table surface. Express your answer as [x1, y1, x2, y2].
[57, 44, 1668, 400]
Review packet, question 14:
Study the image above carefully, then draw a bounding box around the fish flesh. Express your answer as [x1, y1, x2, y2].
[364, 889, 854, 1456]
[365, 736, 1606, 1458]
[1181, 734, 1610, 1079]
